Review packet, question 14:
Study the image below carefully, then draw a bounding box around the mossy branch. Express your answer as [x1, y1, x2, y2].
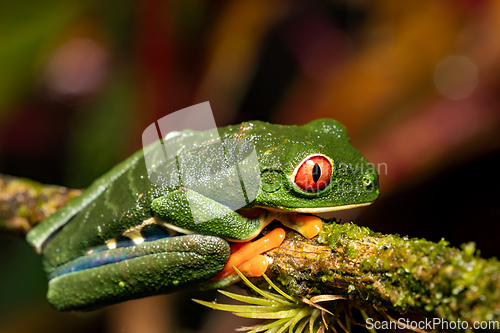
[1, 174, 498, 328]
[0, 174, 81, 236]
[264, 223, 500, 329]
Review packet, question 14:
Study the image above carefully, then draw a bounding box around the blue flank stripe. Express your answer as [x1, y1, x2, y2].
[48, 246, 140, 280]
[48, 232, 173, 280]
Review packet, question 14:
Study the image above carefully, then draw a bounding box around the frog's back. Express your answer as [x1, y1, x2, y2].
[26, 130, 201, 255]
[27, 120, 349, 255]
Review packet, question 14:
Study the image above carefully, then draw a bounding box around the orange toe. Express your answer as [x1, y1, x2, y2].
[237, 255, 268, 277]
[213, 228, 285, 280]
[274, 213, 323, 239]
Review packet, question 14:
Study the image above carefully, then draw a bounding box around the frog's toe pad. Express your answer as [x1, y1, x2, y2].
[238, 255, 268, 277]
[276, 213, 323, 239]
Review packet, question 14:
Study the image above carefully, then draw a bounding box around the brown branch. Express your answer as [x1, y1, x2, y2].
[0, 174, 81, 236]
[264, 223, 500, 329]
[1, 174, 498, 329]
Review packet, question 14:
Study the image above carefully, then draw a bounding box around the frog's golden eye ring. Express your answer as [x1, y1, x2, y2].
[293, 154, 333, 192]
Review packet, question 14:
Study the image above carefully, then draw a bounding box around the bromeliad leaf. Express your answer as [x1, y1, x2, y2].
[192, 267, 334, 333]
[218, 290, 283, 306]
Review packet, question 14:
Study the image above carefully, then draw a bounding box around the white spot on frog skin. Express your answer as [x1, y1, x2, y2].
[106, 239, 117, 249]
[132, 236, 145, 245]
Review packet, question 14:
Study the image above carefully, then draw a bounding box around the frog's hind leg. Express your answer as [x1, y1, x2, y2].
[45, 235, 229, 311]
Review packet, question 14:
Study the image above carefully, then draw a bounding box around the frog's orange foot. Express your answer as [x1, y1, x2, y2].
[213, 228, 285, 281]
[274, 213, 323, 239]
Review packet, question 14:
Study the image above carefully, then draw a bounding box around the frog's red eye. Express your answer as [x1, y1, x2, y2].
[294, 155, 332, 192]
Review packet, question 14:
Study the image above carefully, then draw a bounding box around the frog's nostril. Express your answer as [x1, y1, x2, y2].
[362, 174, 376, 191]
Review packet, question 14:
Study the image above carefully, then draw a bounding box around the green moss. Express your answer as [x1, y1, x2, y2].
[301, 221, 500, 324]
[318, 221, 374, 259]
[318, 221, 374, 246]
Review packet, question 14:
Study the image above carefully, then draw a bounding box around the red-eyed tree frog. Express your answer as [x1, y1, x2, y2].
[26, 119, 379, 311]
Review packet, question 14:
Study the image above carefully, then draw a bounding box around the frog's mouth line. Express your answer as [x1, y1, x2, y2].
[255, 201, 374, 214]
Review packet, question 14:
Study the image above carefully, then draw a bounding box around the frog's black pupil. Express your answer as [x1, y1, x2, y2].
[312, 163, 321, 183]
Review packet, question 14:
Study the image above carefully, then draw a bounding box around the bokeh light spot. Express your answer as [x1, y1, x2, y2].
[434, 55, 478, 100]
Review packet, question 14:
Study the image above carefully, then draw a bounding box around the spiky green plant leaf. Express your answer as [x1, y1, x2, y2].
[193, 267, 332, 333]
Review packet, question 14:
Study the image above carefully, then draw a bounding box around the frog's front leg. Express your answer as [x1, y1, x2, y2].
[205, 227, 286, 289]
[151, 188, 323, 286]
[151, 189, 286, 284]
[151, 188, 277, 241]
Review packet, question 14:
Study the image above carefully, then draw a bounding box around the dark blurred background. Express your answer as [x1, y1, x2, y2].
[1, 0, 499, 332]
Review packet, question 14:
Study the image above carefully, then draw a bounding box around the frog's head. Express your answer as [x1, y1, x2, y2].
[249, 119, 379, 213]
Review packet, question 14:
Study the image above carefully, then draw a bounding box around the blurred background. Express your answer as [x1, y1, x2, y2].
[1, 0, 499, 332]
